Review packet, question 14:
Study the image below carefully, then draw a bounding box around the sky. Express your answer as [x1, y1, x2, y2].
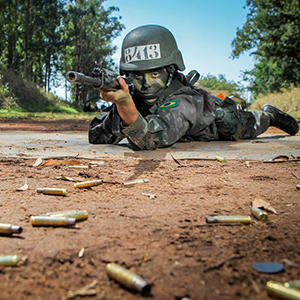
[57, 0, 254, 100]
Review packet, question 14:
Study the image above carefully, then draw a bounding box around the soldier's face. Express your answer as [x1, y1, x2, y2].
[131, 68, 169, 103]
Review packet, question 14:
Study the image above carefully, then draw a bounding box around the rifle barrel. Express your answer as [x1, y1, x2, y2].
[66, 71, 101, 87]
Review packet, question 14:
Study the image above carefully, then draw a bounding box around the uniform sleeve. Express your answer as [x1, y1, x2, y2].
[88, 106, 125, 145]
[121, 96, 195, 150]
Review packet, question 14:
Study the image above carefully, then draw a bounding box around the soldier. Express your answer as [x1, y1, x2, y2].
[89, 25, 299, 150]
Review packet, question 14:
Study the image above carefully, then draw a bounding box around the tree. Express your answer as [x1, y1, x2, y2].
[231, 0, 300, 97]
[0, 0, 124, 109]
[61, 0, 124, 107]
[195, 74, 243, 97]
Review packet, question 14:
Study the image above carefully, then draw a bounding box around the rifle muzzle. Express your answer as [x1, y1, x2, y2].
[66, 71, 101, 87]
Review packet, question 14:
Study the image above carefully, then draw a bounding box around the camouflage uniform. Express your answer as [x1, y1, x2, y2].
[88, 79, 270, 150]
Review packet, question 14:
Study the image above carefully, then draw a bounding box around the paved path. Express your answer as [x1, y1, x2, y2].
[0, 131, 299, 161]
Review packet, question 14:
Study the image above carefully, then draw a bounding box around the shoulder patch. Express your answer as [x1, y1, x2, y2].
[157, 99, 178, 111]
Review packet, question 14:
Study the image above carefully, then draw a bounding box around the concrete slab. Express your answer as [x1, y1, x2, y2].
[0, 131, 299, 161]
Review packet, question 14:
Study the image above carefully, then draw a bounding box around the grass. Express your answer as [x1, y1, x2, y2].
[0, 110, 99, 120]
[250, 87, 300, 121]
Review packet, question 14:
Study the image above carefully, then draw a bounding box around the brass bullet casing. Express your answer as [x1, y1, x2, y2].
[251, 207, 268, 221]
[69, 165, 89, 169]
[37, 188, 68, 196]
[123, 179, 149, 185]
[284, 280, 300, 290]
[31, 216, 76, 227]
[74, 180, 103, 189]
[266, 280, 300, 300]
[0, 223, 22, 235]
[206, 215, 252, 224]
[45, 210, 89, 221]
[42, 210, 78, 216]
[0, 255, 18, 267]
[106, 263, 151, 295]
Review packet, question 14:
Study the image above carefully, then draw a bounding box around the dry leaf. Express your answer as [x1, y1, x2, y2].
[64, 280, 98, 300]
[142, 193, 156, 199]
[169, 153, 181, 165]
[40, 159, 82, 166]
[252, 198, 278, 214]
[16, 177, 28, 191]
[33, 157, 43, 167]
[245, 161, 251, 168]
[78, 248, 85, 258]
[56, 175, 78, 182]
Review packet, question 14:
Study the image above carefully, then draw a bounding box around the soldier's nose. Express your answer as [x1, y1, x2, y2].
[141, 77, 149, 91]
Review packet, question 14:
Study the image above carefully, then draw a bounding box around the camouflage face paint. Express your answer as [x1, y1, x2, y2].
[131, 68, 169, 103]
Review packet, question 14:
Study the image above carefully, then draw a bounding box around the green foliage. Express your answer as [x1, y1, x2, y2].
[0, 0, 124, 109]
[0, 70, 78, 113]
[0, 110, 98, 119]
[231, 0, 300, 96]
[195, 74, 243, 97]
[60, 0, 124, 107]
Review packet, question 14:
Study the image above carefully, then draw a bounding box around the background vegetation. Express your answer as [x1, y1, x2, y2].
[0, 0, 123, 109]
[0, 0, 299, 119]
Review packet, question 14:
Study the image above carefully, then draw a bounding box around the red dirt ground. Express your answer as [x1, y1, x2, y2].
[0, 119, 299, 300]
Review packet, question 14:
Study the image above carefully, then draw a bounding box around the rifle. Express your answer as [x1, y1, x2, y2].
[66, 62, 132, 91]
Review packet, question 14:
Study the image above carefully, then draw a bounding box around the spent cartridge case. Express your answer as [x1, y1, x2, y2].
[106, 263, 151, 295]
[31, 216, 76, 227]
[285, 281, 300, 290]
[74, 180, 103, 188]
[69, 165, 89, 169]
[42, 210, 78, 216]
[215, 156, 227, 162]
[251, 207, 268, 221]
[47, 210, 89, 221]
[206, 215, 252, 224]
[266, 280, 300, 300]
[37, 187, 68, 196]
[123, 178, 149, 185]
[0, 255, 18, 267]
[0, 223, 22, 235]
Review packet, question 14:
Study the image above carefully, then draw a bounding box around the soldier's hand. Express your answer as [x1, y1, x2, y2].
[100, 76, 132, 105]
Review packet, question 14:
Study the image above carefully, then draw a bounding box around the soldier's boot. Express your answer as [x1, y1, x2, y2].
[262, 104, 299, 135]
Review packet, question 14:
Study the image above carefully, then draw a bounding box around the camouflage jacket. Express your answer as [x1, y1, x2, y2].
[89, 81, 221, 150]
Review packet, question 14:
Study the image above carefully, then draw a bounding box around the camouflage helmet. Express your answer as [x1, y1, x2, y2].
[120, 25, 185, 74]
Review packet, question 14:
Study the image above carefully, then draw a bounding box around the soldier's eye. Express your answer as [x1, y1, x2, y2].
[151, 72, 160, 78]
[132, 73, 143, 79]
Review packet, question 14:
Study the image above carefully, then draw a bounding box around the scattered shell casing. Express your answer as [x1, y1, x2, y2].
[46, 210, 89, 221]
[251, 207, 268, 221]
[206, 215, 251, 224]
[74, 180, 103, 188]
[31, 216, 76, 227]
[69, 165, 89, 169]
[42, 210, 78, 216]
[37, 188, 68, 196]
[123, 179, 149, 185]
[0, 223, 22, 235]
[215, 156, 227, 162]
[106, 263, 151, 295]
[0, 255, 18, 267]
[284, 280, 300, 290]
[266, 280, 300, 300]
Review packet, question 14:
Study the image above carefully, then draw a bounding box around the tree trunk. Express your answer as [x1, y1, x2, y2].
[23, 0, 30, 79]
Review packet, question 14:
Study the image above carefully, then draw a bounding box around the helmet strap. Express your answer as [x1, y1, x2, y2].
[165, 65, 176, 88]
